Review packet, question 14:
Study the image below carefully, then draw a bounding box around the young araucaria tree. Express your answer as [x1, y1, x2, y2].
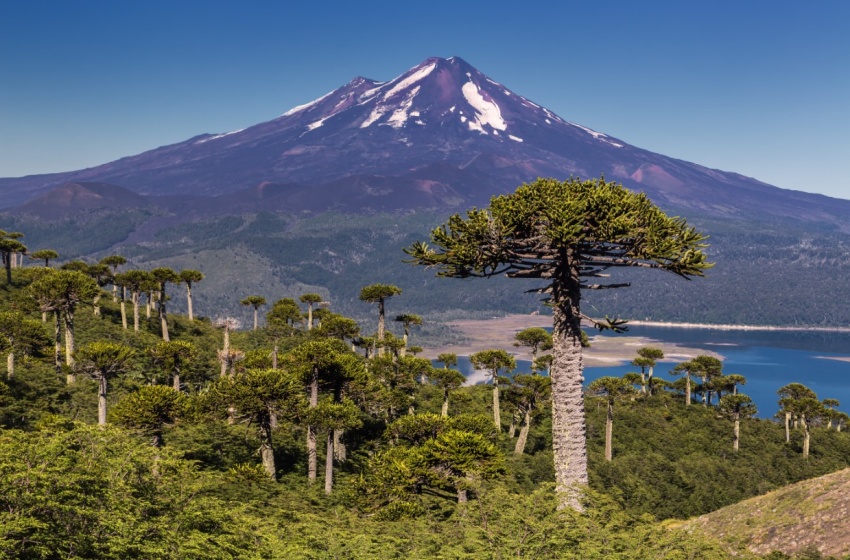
[405, 177, 711, 509]
[469, 349, 516, 432]
[179, 269, 204, 321]
[240, 295, 267, 331]
[587, 376, 635, 461]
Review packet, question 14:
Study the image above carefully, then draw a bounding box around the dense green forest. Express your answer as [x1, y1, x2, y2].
[2, 241, 850, 558]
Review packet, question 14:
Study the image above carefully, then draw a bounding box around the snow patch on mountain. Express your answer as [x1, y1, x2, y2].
[462, 80, 507, 132]
[508, 135, 523, 143]
[281, 90, 334, 117]
[387, 87, 421, 128]
[383, 62, 436, 100]
[195, 128, 246, 144]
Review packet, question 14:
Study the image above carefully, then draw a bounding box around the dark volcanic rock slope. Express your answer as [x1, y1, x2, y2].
[3, 57, 850, 227]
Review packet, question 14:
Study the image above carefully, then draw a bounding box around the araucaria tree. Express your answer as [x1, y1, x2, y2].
[74, 341, 135, 425]
[405, 177, 711, 509]
[240, 295, 267, 331]
[178, 269, 204, 321]
[150, 268, 179, 341]
[718, 394, 757, 452]
[359, 284, 402, 356]
[469, 349, 516, 432]
[299, 293, 323, 330]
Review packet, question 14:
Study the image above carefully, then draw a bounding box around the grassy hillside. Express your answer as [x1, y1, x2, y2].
[682, 467, 850, 558]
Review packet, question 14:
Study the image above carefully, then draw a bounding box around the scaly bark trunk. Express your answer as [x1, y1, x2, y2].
[120, 298, 127, 330]
[159, 289, 170, 342]
[220, 327, 230, 377]
[605, 402, 613, 462]
[98, 375, 108, 426]
[173, 370, 180, 391]
[307, 304, 313, 331]
[63, 310, 75, 367]
[324, 432, 334, 494]
[186, 284, 194, 321]
[253, 308, 258, 331]
[685, 374, 691, 405]
[515, 409, 532, 455]
[54, 311, 65, 380]
[376, 300, 386, 356]
[785, 412, 791, 443]
[733, 415, 740, 452]
[259, 417, 276, 480]
[307, 371, 318, 483]
[6, 351, 14, 379]
[492, 376, 501, 431]
[132, 291, 140, 332]
[441, 390, 449, 417]
[803, 427, 811, 458]
[549, 258, 588, 511]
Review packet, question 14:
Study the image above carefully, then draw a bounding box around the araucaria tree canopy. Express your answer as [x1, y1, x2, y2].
[405, 176, 712, 509]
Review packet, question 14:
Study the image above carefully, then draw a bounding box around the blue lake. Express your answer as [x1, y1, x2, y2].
[449, 325, 850, 418]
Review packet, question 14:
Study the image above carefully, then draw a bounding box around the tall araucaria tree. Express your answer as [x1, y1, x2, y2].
[99, 255, 127, 302]
[469, 349, 516, 432]
[240, 295, 267, 331]
[150, 267, 179, 341]
[30, 249, 59, 268]
[405, 176, 711, 509]
[75, 341, 135, 425]
[0, 311, 48, 379]
[394, 313, 422, 357]
[513, 327, 552, 362]
[299, 293, 323, 330]
[587, 376, 636, 461]
[177, 269, 204, 321]
[121, 270, 153, 333]
[0, 233, 26, 285]
[718, 393, 757, 452]
[359, 284, 402, 356]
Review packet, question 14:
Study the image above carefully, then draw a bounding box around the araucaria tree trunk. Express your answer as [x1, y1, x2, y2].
[733, 415, 740, 452]
[377, 299, 385, 356]
[98, 376, 108, 425]
[605, 402, 614, 461]
[307, 370, 318, 483]
[325, 432, 334, 494]
[63, 310, 75, 367]
[259, 416, 276, 479]
[550, 262, 588, 510]
[186, 285, 195, 321]
[160, 296, 170, 342]
[515, 409, 532, 455]
[492, 376, 501, 431]
[7, 351, 14, 379]
[803, 426, 811, 458]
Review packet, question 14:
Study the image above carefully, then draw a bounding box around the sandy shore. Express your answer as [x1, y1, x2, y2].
[421, 314, 721, 367]
[632, 320, 850, 333]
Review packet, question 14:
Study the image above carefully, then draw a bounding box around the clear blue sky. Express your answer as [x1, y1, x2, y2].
[2, 1, 848, 198]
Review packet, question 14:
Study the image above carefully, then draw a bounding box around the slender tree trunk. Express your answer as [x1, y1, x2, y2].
[220, 327, 230, 377]
[98, 376, 108, 425]
[400, 331, 408, 358]
[93, 293, 101, 317]
[4, 254, 12, 284]
[6, 351, 14, 379]
[549, 261, 588, 511]
[377, 299, 385, 356]
[259, 418, 276, 480]
[515, 409, 532, 455]
[492, 376, 501, 431]
[639, 370, 646, 394]
[120, 297, 128, 330]
[146, 294, 152, 319]
[132, 291, 140, 332]
[63, 310, 75, 367]
[785, 412, 791, 443]
[733, 414, 740, 452]
[42, 312, 47, 323]
[307, 371, 318, 483]
[441, 390, 449, 417]
[272, 344, 278, 370]
[173, 370, 181, 391]
[702, 377, 708, 406]
[685, 374, 691, 405]
[186, 284, 194, 321]
[324, 432, 334, 494]
[605, 402, 614, 461]
[803, 427, 811, 458]
[253, 307, 258, 331]
[160, 290, 170, 341]
[112, 283, 118, 303]
[54, 311, 66, 380]
[647, 365, 654, 396]
[307, 304, 313, 331]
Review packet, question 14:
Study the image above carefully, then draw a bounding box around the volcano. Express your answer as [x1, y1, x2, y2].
[3, 56, 849, 227]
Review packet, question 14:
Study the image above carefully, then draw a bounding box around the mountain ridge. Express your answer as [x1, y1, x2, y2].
[3, 56, 849, 231]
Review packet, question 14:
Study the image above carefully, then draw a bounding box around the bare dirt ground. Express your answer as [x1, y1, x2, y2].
[420, 313, 721, 366]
